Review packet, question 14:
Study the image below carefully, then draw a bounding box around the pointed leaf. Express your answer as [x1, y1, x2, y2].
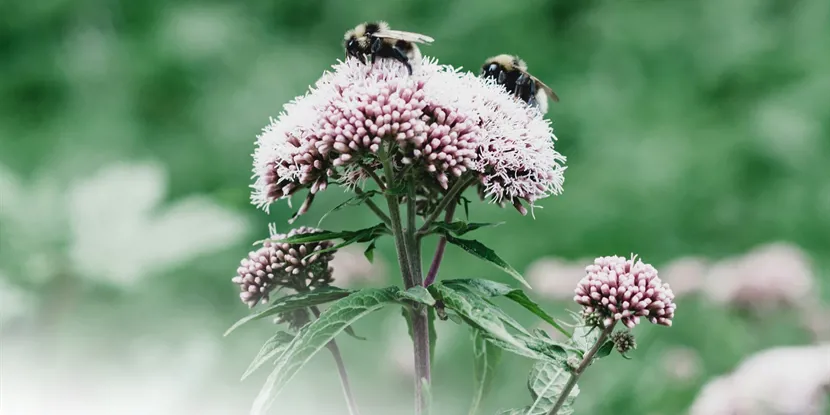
[363, 240, 376, 262]
[252, 287, 402, 415]
[317, 190, 379, 226]
[242, 332, 295, 379]
[224, 287, 353, 336]
[524, 361, 579, 415]
[445, 279, 570, 338]
[431, 221, 504, 236]
[399, 286, 437, 306]
[443, 235, 530, 289]
[468, 329, 503, 415]
[429, 283, 542, 359]
[595, 340, 615, 359]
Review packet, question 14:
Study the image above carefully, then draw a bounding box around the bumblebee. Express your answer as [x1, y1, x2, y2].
[344, 21, 434, 74]
[480, 54, 559, 113]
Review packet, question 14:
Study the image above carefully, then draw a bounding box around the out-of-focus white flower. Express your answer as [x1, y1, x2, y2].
[659, 256, 707, 298]
[0, 161, 248, 288]
[329, 245, 387, 287]
[702, 242, 815, 309]
[252, 57, 565, 216]
[661, 346, 702, 382]
[574, 255, 676, 328]
[689, 344, 830, 415]
[0, 274, 33, 327]
[526, 257, 590, 300]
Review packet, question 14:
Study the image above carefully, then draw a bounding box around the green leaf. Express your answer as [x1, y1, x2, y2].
[317, 190, 379, 226]
[595, 340, 615, 359]
[363, 240, 376, 262]
[570, 325, 601, 356]
[431, 220, 504, 236]
[498, 362, 578, 415]
[444, 279, 571, 338]
[429, 283, 543, 360]
[524, 361, 579, 415]
[270, 223, 388, 246]
[442, 235, 531, 289]
[399, 286, 437, 306]
[252, 287, 402, 415]
[304, 223, 389, 259]
[242, 331, 295, 379]
[468, 329, 503, 415]
[224, 287, 353, 336]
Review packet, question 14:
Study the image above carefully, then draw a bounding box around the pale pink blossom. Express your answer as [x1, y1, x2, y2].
[526, 257, 591, 299]
[574, 255, 676, 328]
[232, 226, 335, 307]
[659, 256, 707, 298]
[703, 242, 815, 309]
[690, 344, 830, 415]
[252, 57, 565, 217]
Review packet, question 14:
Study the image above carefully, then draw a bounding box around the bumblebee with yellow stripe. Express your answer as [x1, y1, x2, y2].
[480, 54, 559, 114]
[344, 21, 434, 75]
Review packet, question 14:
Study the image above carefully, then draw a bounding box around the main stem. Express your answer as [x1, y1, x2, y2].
[380, 149, 430, 414]
[311, 306, 361, 415]
[548, 324, 616, 415]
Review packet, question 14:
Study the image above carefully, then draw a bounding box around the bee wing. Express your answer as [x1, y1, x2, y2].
[373, 30, 434, 44]
[522, 71, 560, 102]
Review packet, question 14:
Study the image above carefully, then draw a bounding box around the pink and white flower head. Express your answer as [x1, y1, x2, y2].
[574, 255, 676, 328]
[251, 57, 565, 217]
[232, 225, 335, 308]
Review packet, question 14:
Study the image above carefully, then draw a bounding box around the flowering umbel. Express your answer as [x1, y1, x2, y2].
[574, 255, 676, 328]
[251, 58, 565, 217]
[232, 226, 335, 307]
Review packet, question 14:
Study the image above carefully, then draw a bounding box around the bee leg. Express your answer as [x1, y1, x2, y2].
[390, 46, 413, 75]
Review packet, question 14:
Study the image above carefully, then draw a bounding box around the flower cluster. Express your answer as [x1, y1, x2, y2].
[232, 226, 335, 308]
[251, 57, 565, 217]
[574, 255, 676, 328]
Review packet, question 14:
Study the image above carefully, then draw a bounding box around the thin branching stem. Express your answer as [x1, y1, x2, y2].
[352, 186, 391, 227]
[360, 162, 386, 191]
[548, 323, 616, 415]
[423, 202, 456, 287]
[418, 175, 475, 235]
[311, 306, 361, 415]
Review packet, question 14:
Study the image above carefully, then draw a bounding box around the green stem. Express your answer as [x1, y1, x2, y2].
[418, 176, 475, 235]
[548, 323, 616, 415]
[379, 146, 429, 414]
[311, 306, 361, 415]
[353, 186, 391, 227]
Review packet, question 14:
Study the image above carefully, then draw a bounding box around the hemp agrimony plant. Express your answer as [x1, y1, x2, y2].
[224, 57, 677, 415]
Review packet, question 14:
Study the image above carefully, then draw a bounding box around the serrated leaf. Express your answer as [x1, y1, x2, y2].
[224, 287, 353, 336]
[252, 287, 402, 415]
[524, 361, 579, 415]
[443, 235, 530, 289]
[242, 332, 295, 379]
[317, 190, 379, 226]
[271, 223, 388, 247]
[431, 220, 503, 236]
[399, 286, 437, 306]
[468, 329, 503, 415]
[444, 279, 570, 338]
[570, 325, 601, 356]
[429, 283, 542, 359]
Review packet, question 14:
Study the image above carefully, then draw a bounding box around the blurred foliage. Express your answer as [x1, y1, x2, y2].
[1, 0, 829, 414]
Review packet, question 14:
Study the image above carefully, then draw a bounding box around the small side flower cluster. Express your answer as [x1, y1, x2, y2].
[232, 226, 335, 308]
[574, 255, 676, 328]
[251, 58, 565, 217]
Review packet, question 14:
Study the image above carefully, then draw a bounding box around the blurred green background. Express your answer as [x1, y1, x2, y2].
[2, 0, 829, 414]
